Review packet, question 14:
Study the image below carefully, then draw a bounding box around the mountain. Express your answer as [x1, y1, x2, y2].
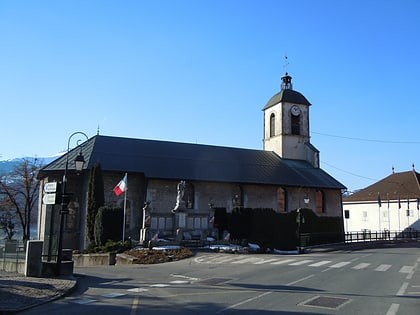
[0, 157, 56, 175]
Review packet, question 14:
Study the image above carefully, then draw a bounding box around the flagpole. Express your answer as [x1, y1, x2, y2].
[122, 173, 127, 242]
[387, 193, 390, 234]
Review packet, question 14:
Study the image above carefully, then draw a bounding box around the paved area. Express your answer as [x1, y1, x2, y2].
[0, 271, 77, 314]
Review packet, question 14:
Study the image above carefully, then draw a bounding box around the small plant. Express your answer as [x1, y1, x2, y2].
[83, 240, 133, 254]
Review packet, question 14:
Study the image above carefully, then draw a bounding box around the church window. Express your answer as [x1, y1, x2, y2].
[232, 185, 243, 208]
[277, 187, 287, 212]
[270, 113, 275, 137]
[315, 190, 325, 213]
[291, 115, 300, 135]
[184, 182, 195, 209]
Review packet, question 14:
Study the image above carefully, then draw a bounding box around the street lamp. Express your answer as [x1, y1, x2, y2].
[56, 131, 89, 275]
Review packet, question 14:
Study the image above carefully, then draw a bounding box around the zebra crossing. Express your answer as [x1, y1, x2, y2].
[194, 255, 414, 274]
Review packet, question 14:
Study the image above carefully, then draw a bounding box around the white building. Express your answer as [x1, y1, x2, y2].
[342, 168, 420, 233]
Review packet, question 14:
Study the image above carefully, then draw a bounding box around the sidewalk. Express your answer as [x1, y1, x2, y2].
[0, 271, 77, 314]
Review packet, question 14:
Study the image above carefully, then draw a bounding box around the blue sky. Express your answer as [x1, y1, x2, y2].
[0, 0, 419, 192]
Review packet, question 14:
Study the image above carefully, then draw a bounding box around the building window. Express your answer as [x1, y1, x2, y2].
[184, 182, 195, 209]
[291, 115, 300, 135]
[232, 185, 243, 208]
[316, 190, 324, 213]
[362, 211, 368, 221]
[270, 113, 275, 137]
[277, 187, 287, 212]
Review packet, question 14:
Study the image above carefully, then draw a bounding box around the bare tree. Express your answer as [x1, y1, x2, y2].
[0, 158, 42, 241]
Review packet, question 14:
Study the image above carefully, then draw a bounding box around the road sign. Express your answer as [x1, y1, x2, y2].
[42, 193, 57, 205]
[44, 182, 58, 193]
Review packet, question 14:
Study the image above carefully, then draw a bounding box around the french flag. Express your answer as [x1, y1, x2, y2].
[113, 174, 127, 196]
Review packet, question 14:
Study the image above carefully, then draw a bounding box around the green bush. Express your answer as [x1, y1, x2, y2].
[94, 206, 123, 245]
[83, 240, 133, 254]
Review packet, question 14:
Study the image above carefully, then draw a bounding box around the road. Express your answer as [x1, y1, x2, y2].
[20, 242, 420, 314]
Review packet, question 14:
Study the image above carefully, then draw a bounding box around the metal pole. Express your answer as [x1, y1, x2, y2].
[56, 131, 88, 276]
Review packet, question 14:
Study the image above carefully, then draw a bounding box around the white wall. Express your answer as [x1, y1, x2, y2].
[343, 199, 420, 233]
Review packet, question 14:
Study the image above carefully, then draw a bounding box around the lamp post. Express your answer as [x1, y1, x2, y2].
[56, 131, 88, 275]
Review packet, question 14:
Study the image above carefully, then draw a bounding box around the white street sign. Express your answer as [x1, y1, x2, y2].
[44, 182, 58, 193]
[42, 193, 56, 205]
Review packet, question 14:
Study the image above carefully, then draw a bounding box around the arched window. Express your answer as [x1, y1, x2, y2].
[270, 113, 275, 137]
[232, 185, 243, 208]
[291, 115, 300, 135]
[184, 182, 195, 209]
[316, 190, 325, 213]
[277, 187, 287, 212]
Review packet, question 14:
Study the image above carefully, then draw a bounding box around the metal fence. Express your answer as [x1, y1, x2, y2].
[0, 240, 26, 273]
[344, 230, 420, 243]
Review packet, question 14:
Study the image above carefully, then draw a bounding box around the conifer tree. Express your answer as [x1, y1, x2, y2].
[86, 162, 104, 243]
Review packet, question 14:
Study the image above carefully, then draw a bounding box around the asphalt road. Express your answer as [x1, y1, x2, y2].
[20, 243, 420, 315]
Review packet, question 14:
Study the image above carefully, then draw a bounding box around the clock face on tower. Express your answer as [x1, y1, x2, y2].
[291, 105, 301, 116]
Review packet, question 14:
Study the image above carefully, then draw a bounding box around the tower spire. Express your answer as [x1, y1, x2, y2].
[281, 72, 293, 90]
[281, 55, 292, 90]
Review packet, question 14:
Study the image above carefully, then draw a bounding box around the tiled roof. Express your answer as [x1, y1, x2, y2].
[262, 89, 311, 110]
[343, 170, 420, 202]
[38, 135, 345, 190]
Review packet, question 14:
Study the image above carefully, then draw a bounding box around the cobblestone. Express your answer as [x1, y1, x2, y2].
[0, 271, 77, 314]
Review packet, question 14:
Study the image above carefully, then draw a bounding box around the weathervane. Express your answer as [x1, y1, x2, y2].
[283, 55, 290, 73]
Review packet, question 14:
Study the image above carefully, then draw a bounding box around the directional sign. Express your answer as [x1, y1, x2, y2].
[42, 193, 57, 205]
[44, 182, 58, 193]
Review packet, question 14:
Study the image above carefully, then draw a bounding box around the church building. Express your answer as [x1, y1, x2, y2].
[37, 73, 345, 251]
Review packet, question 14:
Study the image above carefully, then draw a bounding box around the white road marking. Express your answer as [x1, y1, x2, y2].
[71, 298, 97, 305]
[150, 284, 170, 287]
[399, 266, 414, 274]
[385, 303, 399, 315]
[352, 263, 370, 270]
[286, 274, 315, 286]
[270, 259, 296, 265]
[308, 260, 332, 267]
[329, 261, 352, 268]
[375, 264, 392, 272]
[209, 257, 239, 263]
[101, 293, 126, 298]
[232, 257, 264, 264]
[216, 291, 273, 313]
[396, 282, 409, 296]
[127, 288, 149, 293]
[170, 280, 189, 284]
[253, 258, 281, 264]
[288, 259, 314, 266]
[171, 274, 200, 281]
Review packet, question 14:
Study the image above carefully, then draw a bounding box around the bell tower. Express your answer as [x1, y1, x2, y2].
[262, 73, 319, 168]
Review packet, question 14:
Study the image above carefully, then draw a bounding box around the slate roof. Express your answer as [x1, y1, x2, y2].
[38, 135, 345, 190]
[343, 170, 420, 202]
[263, 89, 311, 110]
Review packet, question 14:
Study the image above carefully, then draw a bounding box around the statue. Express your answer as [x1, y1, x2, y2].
[172, 180, 186, 213]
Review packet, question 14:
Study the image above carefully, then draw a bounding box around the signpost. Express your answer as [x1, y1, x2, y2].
[42, 193, 57, 205]
[44, 182, 58, 193]
[42, 182, 60, 205]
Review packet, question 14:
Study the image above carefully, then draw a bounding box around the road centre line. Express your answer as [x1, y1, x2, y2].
[130, 296, 139, 315]
[216, 291, 273, 313]
[406, 262, 418, 280]
[287, 274, 315, 286]
[385, 303, 399, 315]
[397, 282, 409, 296]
